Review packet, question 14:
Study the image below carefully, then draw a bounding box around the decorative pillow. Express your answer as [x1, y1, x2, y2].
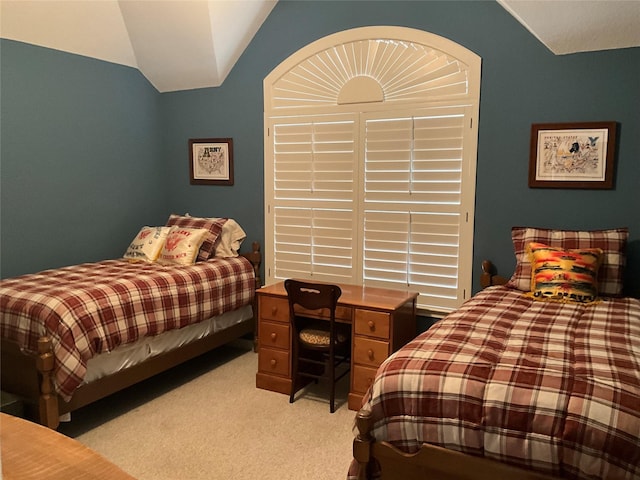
[213, 218, 246, 258]
[123, 226, 171, 262]
[527, 242, 603, 303]
[506, 227, 628, 297]
[165, 214, 228, 261]
[157, 227, 210, 265]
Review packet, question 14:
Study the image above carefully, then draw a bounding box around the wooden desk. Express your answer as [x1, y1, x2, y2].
[255, 281, 418, 410]
[0, 413, 135, 480]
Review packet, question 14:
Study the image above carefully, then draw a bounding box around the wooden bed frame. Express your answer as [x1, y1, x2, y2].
[351, 260, 561, 480]
[0, 242, 262, 430]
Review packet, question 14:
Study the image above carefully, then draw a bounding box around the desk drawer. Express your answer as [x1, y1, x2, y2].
[353, 337, 389, 368]
[354, 309, 390, 339]
[260, 297, 289, 323]
[352, 364, 378, 395]
[259, 321, 290, 350]
[258, 347, 290, 377]
[294, 305, 352, 323]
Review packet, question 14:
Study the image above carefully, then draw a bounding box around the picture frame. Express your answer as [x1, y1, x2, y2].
[528, 122, 617, 189]
[189, 138, 234, 185]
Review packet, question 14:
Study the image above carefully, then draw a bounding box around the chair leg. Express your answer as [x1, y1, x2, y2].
[290, 343, 297, 404]
[329, 351, 335, 413]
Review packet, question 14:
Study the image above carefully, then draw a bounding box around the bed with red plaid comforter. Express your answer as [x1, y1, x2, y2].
[357, 286, 640, 479]
[0, 257, 255, 401]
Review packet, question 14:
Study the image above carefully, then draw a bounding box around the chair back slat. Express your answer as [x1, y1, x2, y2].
[285, 280, 341, 317]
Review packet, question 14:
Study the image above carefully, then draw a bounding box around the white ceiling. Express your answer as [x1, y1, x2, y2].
[0, 0, 278, 92]
[1, 1, 638, 93]
[498, 0, 640, 55]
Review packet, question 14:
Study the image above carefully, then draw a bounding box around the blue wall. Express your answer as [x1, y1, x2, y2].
[1, 41, 165, 277]
[162, 0, 640, 294]
[2, 1, 639, 296]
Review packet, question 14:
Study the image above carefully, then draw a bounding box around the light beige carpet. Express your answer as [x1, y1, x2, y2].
[58, 339, 356, 480]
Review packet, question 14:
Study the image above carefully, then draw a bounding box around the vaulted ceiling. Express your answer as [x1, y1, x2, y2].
[1, 1, 638, 93]
[0, 0, 277, 92]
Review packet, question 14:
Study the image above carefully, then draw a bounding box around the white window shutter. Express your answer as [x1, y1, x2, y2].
[264, 27, 481, 315]
[267, 116, 359, 284]
[362, 107, 471, 311]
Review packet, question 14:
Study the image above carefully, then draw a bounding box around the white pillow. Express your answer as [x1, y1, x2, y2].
[123, 226, 171, 262]
[157, 227, 210, 265]
[180, 214, 246, 258]
[214, 219, 246, 258]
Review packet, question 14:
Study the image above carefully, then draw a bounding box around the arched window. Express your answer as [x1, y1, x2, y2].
[264, 26, 481, 314]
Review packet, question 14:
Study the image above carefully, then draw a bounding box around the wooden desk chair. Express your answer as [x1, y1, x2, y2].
[284, 279, 350, 413]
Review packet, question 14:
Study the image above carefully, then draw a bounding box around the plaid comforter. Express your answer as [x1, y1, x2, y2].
[356, 286, 640, 479]
[0, 257, 255, 401]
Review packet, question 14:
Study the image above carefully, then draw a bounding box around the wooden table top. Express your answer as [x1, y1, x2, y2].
[257, 280, 419, 311]
[1, 413, 136, 480]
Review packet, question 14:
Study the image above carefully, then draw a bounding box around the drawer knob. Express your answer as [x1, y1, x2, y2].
[368, 320, 375, 330]
[270, 332, 277, 341]
[271, 306, 278, 315]
[270, 359, 277, 367]
[367, 349, 374, 360]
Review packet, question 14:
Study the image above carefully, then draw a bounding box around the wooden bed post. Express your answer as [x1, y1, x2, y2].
[353, 409, 374, 480]
[243, 241, 262, 352]
[36, 337, 59, 430]
[245, 241, 262, 288]
[480, 260, 507, 289]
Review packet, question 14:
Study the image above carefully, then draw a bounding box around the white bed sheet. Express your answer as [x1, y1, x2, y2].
[83, 305, 253, 384]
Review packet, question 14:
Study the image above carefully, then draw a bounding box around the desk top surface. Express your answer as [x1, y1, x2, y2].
[257, 280, 419, 311]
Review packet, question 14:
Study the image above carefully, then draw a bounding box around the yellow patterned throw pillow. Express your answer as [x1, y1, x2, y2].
[157, 227, 210, 265]
[527, 242, 603, 303]
[123, 226, 171, 262]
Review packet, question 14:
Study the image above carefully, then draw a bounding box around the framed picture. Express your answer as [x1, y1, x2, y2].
[189, 138, 234, 185]
[528, 122, 617, 189]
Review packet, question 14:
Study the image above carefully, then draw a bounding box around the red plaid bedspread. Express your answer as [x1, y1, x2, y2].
[354, 286, 640, 479]
[0, 257, 255, 401]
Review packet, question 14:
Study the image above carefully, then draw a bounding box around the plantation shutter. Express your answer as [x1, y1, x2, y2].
[264, 26, 481, 314]
[267, 115, 359, 283]
[361, 106, 474, 312]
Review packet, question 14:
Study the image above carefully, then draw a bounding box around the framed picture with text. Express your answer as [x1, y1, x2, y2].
[528, 122, 617, 189]
[189, 138, 234, 185]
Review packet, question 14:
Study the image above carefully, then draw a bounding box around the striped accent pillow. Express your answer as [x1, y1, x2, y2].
[527, 242, 603, 303]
